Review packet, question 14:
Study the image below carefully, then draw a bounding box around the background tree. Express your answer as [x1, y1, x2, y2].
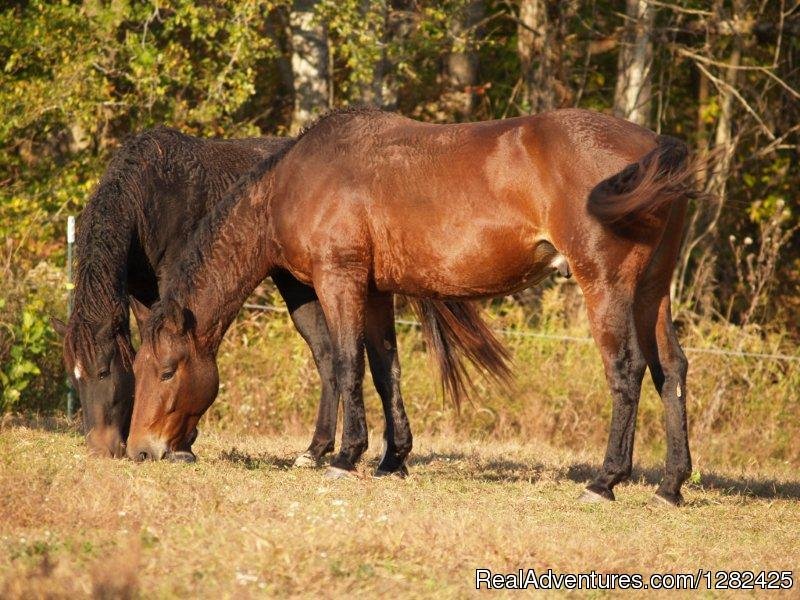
[613, 0, 654, 126]
[442, 0, 484, 118]
[290, 0, 331, 131]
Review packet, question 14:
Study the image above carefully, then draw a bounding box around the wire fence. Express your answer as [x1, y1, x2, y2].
[242, 303, 800, 363]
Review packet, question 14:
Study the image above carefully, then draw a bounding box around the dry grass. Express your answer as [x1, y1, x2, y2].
[2, 423, 799, 598]
[210, 283, 800, 470]
[3, 284, 798, 596]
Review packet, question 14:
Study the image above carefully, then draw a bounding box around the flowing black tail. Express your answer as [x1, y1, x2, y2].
[587, 135, 693, 226]
[408, 299, 512, 407]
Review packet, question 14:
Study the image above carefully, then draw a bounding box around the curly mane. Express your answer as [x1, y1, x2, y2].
[69, 127, 287, 366]
[145, 139, 296, 345]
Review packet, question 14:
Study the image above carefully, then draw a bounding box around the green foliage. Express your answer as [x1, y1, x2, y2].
[0, 260, 66, 412]
[0, 300, 47, 410]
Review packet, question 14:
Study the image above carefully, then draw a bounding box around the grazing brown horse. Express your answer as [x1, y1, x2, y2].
[129, 107, 695, 505]
[52, 128, 287, 457]
[52, 127, 428, 465]
[119, 128, 508, 476]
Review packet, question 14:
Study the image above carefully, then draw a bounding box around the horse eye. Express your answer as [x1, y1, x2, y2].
[160, 370, 176, 382]
[97, 369, 110, 380]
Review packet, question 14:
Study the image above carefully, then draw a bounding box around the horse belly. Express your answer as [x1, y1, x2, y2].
[372, 220, 554, 298]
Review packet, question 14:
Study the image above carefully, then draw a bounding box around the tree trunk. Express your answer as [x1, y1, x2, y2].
[443, 0, 483, 119]
[290, 0, 330, 133]
[613, 0, 654, 126]
[516, 0, 574, 113]
[517, 0, 554, 112]
[695, 70, 710, 188]
[357, 0, 400, 110]
[706, 44, 741, 201]
[674, 0, 744, 310]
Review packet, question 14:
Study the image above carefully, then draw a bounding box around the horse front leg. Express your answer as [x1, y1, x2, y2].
[365, 293, 412, 477]
[581, 289, 647, 503]
[272, 270, 339, 467]
[312, 268, 369, 477]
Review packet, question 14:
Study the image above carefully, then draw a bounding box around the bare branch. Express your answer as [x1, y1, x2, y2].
[689, 57, 776, 141]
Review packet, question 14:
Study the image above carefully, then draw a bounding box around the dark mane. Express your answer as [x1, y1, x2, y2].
[296, 104, 385, 141]
[145, 139, 297, 345]
[67, 129, 166, 367]
[141, 107, 382, 346]
[68, 126, 285, 366]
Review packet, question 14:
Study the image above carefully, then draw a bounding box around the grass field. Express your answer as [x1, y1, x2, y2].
[2, 423, 799, 598]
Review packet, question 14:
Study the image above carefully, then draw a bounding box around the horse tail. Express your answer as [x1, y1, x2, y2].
[408, 298, 512, 407]
[587, 135, 693, 226]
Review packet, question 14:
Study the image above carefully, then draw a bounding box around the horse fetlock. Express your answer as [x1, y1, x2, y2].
[307, 439, 335, 459]
[393, 437, 413, 460]
[377, 447, 409, 474]
[331, 445, 365, 471]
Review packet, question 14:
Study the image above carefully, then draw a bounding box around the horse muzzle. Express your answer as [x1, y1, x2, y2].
[86, 427, 127, 459]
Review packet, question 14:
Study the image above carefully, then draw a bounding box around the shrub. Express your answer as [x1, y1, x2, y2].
[0, 254, 67, 413]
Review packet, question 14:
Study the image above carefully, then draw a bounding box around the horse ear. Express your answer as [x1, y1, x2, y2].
[129, 296, 151, 330]
[51, 317, 67, 338]
[163, 299, 195, 335]
[178, 307, 197, 335]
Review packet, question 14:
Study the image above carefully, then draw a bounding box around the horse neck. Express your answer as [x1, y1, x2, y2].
[182, 176, 278, 352]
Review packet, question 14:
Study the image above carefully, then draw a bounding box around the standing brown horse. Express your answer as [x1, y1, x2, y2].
[129, 107, 695, 506]
[123, 131, 508, 475]
[52, 126, 449, 467]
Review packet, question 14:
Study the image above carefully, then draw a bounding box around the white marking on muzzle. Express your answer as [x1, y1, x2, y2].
[74, 362, 83, 381]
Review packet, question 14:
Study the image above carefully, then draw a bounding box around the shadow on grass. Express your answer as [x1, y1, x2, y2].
[218, 447, 296, 470]
[409, 451, 800, 500]
[408, 451, 546, 483]
[568, 462, 800, 501]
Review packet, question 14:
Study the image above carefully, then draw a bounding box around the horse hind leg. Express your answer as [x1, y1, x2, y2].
[635, 291, 691, 506]
[364, 293, 412, 478]
[633, 200, 692, 506]
[580, 286, 647, 503]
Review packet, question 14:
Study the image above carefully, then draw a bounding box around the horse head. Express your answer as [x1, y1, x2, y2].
[52, 308, 136, 459]
[126, 298, 209, 462]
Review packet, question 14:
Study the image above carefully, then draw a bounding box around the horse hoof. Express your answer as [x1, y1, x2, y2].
[165, 450, 196, 463]
[374, 464, 409, 479]
[578, 488, 614, 503]
[293, 452, 319, 468]
[650, 492, 683, 508]
[325, 466, 357, 480]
